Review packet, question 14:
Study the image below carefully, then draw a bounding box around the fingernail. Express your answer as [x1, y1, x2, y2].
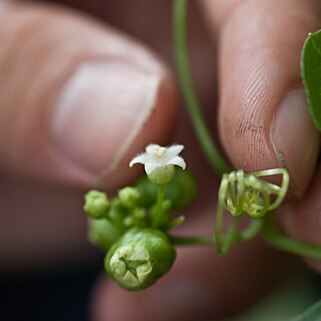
[51, 61, 161, 180]
[270, 88, 320, 198]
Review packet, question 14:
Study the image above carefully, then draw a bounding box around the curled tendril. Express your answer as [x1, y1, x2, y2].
[219, 168, 289, 218]
[215, 168, 289, 255]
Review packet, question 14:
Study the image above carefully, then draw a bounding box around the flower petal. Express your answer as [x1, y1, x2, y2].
[166, 145, 184, 158]
[144, 162, 159, 175]
[167, 156, 186, 170]
[129, 154, 149, 167]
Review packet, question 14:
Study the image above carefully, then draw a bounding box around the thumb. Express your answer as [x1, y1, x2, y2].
[201, 0, 321, 198]
[0, 2, 178, 189]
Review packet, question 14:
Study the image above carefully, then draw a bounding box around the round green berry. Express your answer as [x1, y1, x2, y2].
[105, 228, 176, 291]
[87, 218, 122, 251]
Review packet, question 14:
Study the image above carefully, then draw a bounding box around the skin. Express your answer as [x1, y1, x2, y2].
[1, 0, 321, 320]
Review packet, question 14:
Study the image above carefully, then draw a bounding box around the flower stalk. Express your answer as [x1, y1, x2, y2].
[151, 186, 165, 228]
[173, 0, 230, 175]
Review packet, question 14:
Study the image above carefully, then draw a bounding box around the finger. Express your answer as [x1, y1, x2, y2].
[0, 1, 178, 268]
[200, 0, 321, 198]
[279, 166, 321, 273]
[0, 1, 178, 190]
[91, 208, 293, 321]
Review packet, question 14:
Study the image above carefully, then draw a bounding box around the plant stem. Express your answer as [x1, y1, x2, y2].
[214, 202, 224, 253]
[170, 217, 238, 248]
[222, 216, 240, 254]
[173, 0, 230, 175]
[171, 235, 214, 246]
[152, 186, 165, 228]
[171, 215, 243, 249]
[263, 213, 321, 260]
[214, 200, 241, 255]
[238, 219, 263, 241]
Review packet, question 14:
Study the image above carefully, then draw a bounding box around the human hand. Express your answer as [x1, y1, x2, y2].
[200, 0, 321, 273]
[1, 1, 320, 320]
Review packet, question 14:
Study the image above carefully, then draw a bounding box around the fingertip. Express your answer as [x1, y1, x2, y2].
[202, 0, 321, 197]
[270, 88, 320, 198]
[0, 2, 179, 190]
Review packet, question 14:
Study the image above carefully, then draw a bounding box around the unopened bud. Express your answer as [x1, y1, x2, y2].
[118, 187, 140, 208]
[84, 190, 110, 219]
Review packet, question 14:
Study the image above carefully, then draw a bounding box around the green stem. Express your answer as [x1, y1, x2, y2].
[214, 199, 241, 255]
[238, 219, 263, 242]
[263, 213, 321, 260]
[170, 217, 238, 248]
[222, 216, 240, 254]
[173, 0, 230, 175]
[214, 202, 224, 253]
[171, 235, 214, 246]
[152, 186, 165, 228]
[171, 217, 260, 248]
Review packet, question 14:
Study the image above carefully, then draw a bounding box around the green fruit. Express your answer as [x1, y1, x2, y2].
[105, 228, 176, 291]
[87, 218, 122, 252]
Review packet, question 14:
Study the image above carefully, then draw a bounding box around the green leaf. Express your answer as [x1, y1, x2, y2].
[291, 298, 321, 321]
[301, 29, 321, 132]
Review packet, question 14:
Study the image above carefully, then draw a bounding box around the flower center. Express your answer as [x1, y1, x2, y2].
[152, 147, 167, 158]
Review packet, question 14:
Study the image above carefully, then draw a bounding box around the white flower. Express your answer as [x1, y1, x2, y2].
[129, 144, 186, 175]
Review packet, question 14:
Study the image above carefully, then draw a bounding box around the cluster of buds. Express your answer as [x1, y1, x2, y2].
[83, 144, 196, 290]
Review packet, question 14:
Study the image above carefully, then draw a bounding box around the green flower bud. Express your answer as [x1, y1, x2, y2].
[123, 208, 147, 228]
[84, 190, 110, 219]
[118, 187, 140, 208]
[108, 198, 126, 224]
[132, 208, 147, 221]
[105, 228, 176, 291]
[87, 218, 122, 251]
[123, 216, 134, 227]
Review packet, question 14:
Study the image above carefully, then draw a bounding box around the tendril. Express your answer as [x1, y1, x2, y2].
[219, 168, 289, 218]
[215, 168, 289, 255]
